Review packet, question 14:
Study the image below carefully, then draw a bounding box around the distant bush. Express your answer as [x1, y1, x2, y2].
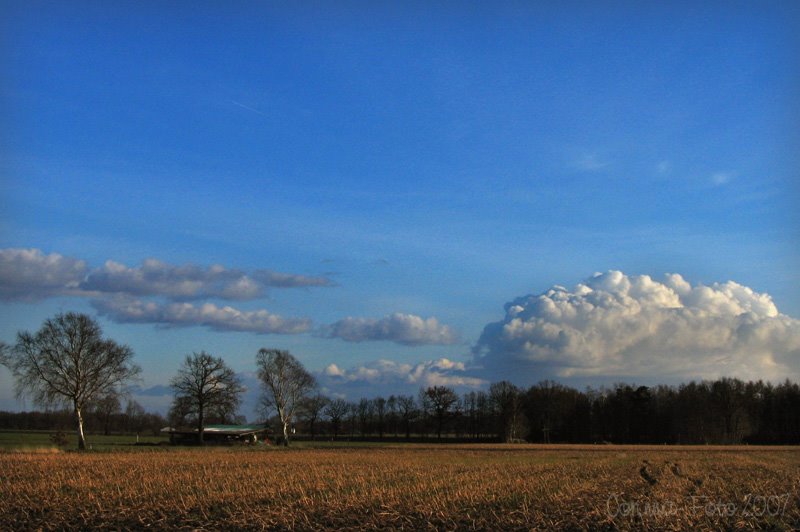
[50, 431, 68, 447]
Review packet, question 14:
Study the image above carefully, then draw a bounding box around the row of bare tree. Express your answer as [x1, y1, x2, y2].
[167, 348, 314, 445]
[0, 402, 166, 436]
[1, 313, 316, 447]
[289, 379, 800, 445]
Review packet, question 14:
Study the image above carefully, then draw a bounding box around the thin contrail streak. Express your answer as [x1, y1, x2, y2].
[231, 100, 265, 116]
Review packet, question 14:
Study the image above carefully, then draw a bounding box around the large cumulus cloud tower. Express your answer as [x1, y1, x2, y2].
[474, 271, 800, 381]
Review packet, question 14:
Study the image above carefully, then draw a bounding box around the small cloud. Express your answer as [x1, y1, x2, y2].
[326, 313, 459, 346]
[711, 172, 733, 186]
[130, 384, 173, 397]
[571, 153, 610, 172]
[324, 363, 346, 377]
[252, 269, 335, 289]
[92, 296, 312, 335]
[656, 160, 671, 175]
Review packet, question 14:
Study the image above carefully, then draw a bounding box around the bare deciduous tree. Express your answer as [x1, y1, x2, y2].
[357, 398, 373, 436]
[397, 395, 417, 439]
[92, 394, 121, 436]
[299, 393, 328, 440]
[256, 348, 315, 446]
[387, 395, 398, 437]
[425, 385, 458, 440]
[490, 380, 525, 442]
[125, 399, 146, 435]
[0, 312, 140, 450]
[324, 398, 349, 439]
[170, 351, 244, 444]
[373, 397, 387, 439]
[168, 395, 194, 429]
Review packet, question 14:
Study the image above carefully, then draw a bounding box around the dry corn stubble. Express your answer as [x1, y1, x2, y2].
[1, 445, 798, 530]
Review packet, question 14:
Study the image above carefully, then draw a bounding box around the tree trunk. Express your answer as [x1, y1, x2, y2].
[75, 406, 86, 451]
[282, 421, 290, 446]
[197, 404, 204, 445]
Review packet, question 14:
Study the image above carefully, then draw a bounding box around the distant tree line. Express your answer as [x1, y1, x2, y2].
[6, 376, 796, 446]
[0, 399, 166, 436]
[290, 378, 800, 445]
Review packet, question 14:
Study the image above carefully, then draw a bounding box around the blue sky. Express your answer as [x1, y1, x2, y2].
[1, 2, 799, 417]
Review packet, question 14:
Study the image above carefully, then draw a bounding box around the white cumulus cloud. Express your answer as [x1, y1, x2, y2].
[0, 248, 334, 303]
[82, 258, 332, 300]
[92, 296, 312, 335]
[327, 313, 459, 346]
[252, 269, 333, 289]
[0, 248, 88, 301]
[474, 271, 800, 381]
[319, 358, 485, 398]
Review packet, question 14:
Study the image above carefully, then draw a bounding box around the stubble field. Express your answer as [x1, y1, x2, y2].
[1, 444, 798, 530]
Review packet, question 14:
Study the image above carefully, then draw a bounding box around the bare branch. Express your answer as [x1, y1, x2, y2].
[255, 348, 315, 445]
[3, 312, 141, 450]
[169, 351, 244, 444]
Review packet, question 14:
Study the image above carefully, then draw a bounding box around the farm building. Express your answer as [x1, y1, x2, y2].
[161, 424, 272, 445]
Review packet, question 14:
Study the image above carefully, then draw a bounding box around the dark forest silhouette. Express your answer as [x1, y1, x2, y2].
[2, 377, 798, 445]
[286, 377, 799, 445]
